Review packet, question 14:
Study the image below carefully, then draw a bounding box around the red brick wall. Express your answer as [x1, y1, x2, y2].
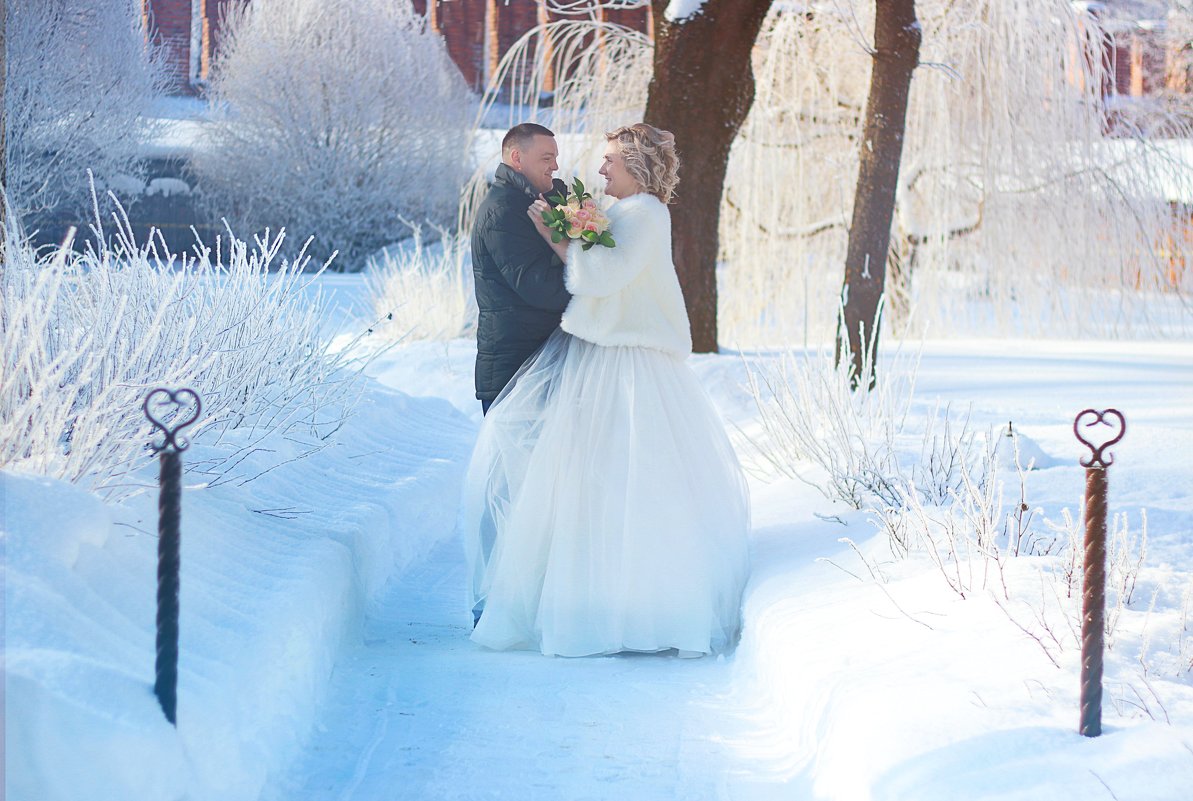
[143, 0, 193, 94]
[147, 0, 652, 96]
[144, 0, 240, 95]
[1139, 35, 1168, 95]
[605, 4, 650, 33]
[435, 0, 488, 89]
[425, 1, 652, 93]
[1105, 32, 1176, 98]
[200, 0, 244, 83]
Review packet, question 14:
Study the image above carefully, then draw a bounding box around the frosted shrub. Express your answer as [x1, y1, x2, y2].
[745, 341, 1046, 582]
[0, 197, 363, 500]
[192, 0, 475, 265]
[749, 354, 1154, 664]
[4, 0, 164, 217]
[744, 340, 919, 509]
[365, 225, 476, 343]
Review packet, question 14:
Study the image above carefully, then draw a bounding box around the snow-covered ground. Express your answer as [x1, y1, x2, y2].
[4, 382, 475, 801]
[6, 285, 1193, 800]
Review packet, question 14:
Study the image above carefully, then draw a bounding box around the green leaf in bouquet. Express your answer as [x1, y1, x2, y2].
[582, 240, 595, 251]
[581, 230, 597, 241]
[600, 232, 616, 248]
[551, 231, 563, 243]
[573, 178, 586, 198]
[546, 191, 567, 206]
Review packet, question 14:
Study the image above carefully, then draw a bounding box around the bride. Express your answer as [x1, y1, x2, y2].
[462, 123, 750, 658]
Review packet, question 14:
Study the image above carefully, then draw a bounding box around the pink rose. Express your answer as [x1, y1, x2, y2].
[584, 221, 599, 232]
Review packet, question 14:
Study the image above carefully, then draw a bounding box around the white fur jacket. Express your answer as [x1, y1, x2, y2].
[559, 192, 692, 356]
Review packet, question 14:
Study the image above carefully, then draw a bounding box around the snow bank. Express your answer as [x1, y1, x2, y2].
[4, 382, 476, 801]
[266, 336, 1193, 800]
[724, 341, 1193, 801]
[732, 497, 1193, 799]
[10, 323, 1193, 801]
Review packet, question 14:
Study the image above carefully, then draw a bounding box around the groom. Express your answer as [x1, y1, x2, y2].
[471, 123, 571, 415]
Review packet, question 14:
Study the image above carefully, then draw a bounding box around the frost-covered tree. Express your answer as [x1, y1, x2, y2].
[192, 0, 476, 267]
[4, 0, 164, 218]
[720, 1, 1193, 344]
[465, 1, 1193, 349]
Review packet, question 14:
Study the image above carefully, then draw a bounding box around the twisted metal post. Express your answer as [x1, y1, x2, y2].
[1073, 408, 1125, 738]
[155, 447, 183, 725]
[144, 388, 201, 726]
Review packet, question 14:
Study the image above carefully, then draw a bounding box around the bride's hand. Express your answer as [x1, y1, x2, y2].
[528, 199, 570, 262]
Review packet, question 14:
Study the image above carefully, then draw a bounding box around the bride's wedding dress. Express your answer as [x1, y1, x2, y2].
[462, 191, 750, 657]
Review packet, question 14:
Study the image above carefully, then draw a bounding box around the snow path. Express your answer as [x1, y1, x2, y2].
[260, 537, 770, 801]
[258, 337, 1193, 801]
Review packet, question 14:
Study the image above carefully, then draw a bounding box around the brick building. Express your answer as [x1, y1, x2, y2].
[143, 1, 1186, 102]
[1083, 1, 1192, 98]
[410, 0, 652, 91]
[141, 0, 651, 96]
[142, 0, 242, 95]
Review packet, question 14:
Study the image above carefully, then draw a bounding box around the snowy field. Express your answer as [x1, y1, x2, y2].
[6, 276, 1193, 800]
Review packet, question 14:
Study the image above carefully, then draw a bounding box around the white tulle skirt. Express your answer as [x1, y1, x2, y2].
[462, 329, 750, 657]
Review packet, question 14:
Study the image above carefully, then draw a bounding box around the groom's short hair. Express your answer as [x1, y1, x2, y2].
[502, 123, 555, 157]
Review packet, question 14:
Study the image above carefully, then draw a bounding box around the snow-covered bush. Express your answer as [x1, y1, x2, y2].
[872, 435, 1038, 596]
[191, 0, 476, 266]
[0, 194, 363, 500]
[990, 505, 1152, 670]
[365, 224, 476, 343]
[745, 343, 1037, 571]
[4, 0, 164, 217]
[746, 346, 1157, 671]
[743, 341, 921, 509]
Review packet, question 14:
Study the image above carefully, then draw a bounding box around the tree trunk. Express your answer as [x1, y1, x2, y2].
[643, 0, 772, 353]
[838, 0, 920, 387]
[886, 233, 915, 329]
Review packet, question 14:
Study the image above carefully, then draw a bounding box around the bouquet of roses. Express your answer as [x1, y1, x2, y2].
[541, 178, 616, 250]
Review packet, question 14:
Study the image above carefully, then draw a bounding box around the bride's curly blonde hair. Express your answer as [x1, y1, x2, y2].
[606, 123, 680, 204]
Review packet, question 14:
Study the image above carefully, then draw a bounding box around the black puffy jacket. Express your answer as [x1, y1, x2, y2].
[470, 165, 571, 402]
